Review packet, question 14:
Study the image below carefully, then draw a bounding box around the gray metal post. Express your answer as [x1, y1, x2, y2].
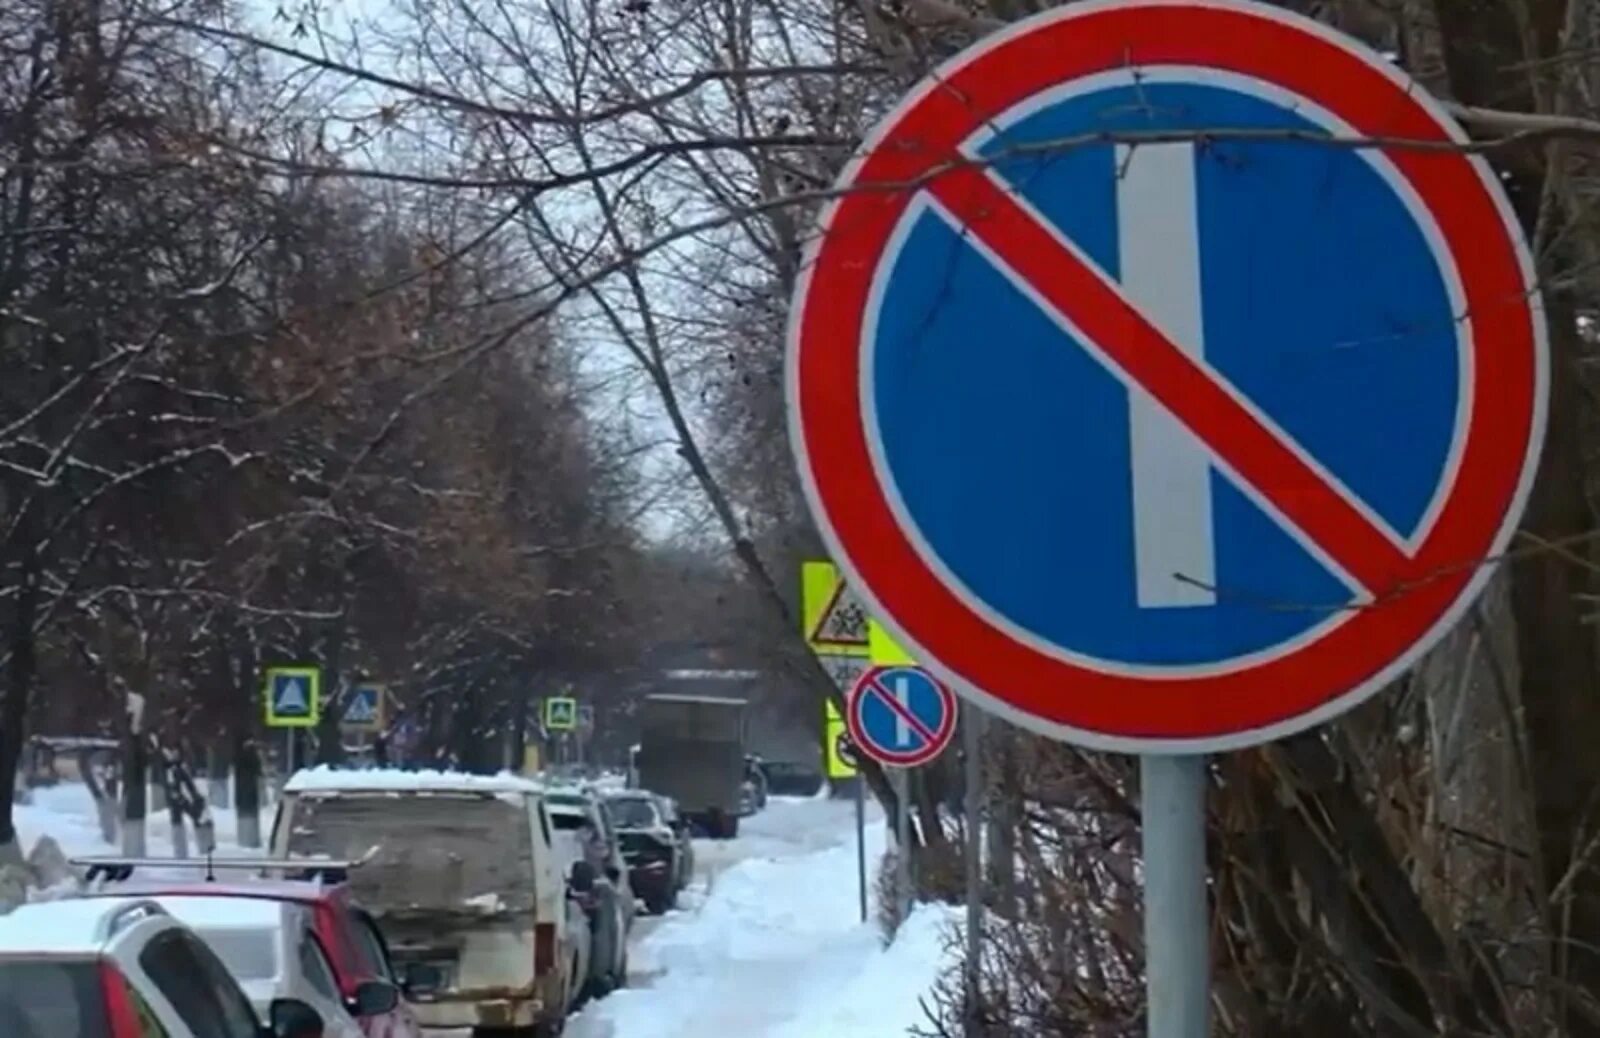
[1141, 754, 1210, 1037]
[895, 767, 912, 923]
[285, 729, 295, 785]
[963, 709, 984, 1034]
[854, 774, 867, 923]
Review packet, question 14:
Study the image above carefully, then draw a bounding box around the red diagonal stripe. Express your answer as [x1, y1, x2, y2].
[924, 164, 1412, 596]
[865, 677, 940, 746]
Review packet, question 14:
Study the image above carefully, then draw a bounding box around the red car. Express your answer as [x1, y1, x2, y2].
[76, 862, 422, 1038]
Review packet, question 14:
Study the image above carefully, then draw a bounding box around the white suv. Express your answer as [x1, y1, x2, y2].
[0, 896, 325, 1038]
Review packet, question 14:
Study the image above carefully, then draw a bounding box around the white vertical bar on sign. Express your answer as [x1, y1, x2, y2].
[1116, 142, 1217, 609]
[892, 675, 912, 747]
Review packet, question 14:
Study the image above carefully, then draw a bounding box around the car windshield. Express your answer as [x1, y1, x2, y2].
[197, 928, 279, 981]
[607, 798, 658, 828]
[549, 810, 588, 831]
[0, 959, 111, 1038]
[286, 792, 536, 915]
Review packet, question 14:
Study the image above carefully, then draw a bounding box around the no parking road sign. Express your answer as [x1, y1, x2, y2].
[788, 0, 1546, 752]
[847, 666, 958, 767]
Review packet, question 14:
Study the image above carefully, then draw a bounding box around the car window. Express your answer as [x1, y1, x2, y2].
[140, 930, 258, 1038]
[199, 927, 279, 980]
[299, 934, 341, 1002]
[348, 911, 394, 982]
[0, 959, 111, 1038]
[607, 797, 658, 828]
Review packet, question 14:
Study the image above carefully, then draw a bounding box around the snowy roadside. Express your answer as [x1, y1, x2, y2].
[15, 782, 272, 862]
[570, 793, 956, 1038]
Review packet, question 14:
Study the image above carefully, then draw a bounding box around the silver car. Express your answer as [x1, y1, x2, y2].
[149, 895, 367, 1038]
[545, 788, 636, 998]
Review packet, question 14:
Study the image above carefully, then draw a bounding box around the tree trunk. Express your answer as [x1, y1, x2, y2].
[78, 748, 119, 845]
[0, 542, 40, 866]
[122, 729, 147, 858]
[233, 735, 262, 849]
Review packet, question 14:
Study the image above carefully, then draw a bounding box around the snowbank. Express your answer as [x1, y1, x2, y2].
[572, 794, 956, 1038]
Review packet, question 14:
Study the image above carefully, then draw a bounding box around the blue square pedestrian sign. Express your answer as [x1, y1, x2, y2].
[265, 667, 321, 728]
[544, 696, 578, 732]
[342, 683, 384, 732]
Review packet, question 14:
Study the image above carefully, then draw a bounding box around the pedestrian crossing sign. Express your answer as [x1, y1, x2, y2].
[544, 696, 578, 731]
[342, 684, 385, 732]
[803, 561, 871, 657]
[265, 667, 321, 728]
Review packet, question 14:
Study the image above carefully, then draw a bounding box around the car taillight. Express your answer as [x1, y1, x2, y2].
[99, 961, 143, 1038]
[534, 922, 556, 975]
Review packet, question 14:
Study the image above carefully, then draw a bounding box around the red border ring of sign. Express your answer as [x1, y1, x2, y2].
[788, 0, 1546, 752]
[846, 666, 960, 767]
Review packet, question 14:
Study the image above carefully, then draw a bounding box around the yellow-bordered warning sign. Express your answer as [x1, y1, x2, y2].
[825, 697, 858, 778]
[802, 561, 870, 657]
[868, 620, 916, 666]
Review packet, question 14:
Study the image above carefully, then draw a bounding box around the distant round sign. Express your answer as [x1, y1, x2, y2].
[787, 0, 1546, 751]
[846, 666, 958, 767]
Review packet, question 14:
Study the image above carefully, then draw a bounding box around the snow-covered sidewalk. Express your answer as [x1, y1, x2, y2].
[570, 794, 956, 1038]
[15, 782, 270, 860]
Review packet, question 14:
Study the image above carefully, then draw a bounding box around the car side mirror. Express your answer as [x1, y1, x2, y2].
[269, 998, 325, 1038]
[347, 979, 400, 1016]
[569, 860, 597, 894]
[401, 962, 444, 999]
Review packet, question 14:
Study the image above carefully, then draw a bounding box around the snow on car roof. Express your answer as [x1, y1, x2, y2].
[285, 766, 544, 796]
[0, 897, 165, 955]
[150, 896, 288, 931]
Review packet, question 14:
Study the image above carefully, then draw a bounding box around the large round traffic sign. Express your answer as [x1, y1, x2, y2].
[787, 0, 1546, 752]
[847, 666, 959, 766]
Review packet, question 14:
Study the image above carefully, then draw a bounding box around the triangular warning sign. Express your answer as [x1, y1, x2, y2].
[809, 579, 870, 651]
[275, 678, 308, 713]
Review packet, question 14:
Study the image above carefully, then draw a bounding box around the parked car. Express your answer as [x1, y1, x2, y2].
[544, 786, 635, 997]
[761, 761, 825, 798]
[0, 896, 325, 1037]
[70, 859, 422, 1038]
[744, 754, 769, 811]
[605, 790, 694, 914]
[147, 895, 367, 1038]
[271, 768, 589, 1036]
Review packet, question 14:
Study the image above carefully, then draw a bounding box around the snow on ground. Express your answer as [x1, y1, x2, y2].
[569, 792, 956, 1038]
[15, 782, 271, 861]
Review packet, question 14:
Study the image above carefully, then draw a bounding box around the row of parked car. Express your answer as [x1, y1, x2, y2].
[0, 766, 700, 1037]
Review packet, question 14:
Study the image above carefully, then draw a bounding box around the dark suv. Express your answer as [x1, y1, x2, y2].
[607, 792, 694, 913]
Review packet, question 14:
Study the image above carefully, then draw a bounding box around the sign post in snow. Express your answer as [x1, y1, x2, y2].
[786, 0, 1546, 1030]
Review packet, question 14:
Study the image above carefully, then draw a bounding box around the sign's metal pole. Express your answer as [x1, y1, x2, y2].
[895, 766, 912, 923]
[1141, 753, 1210, 1037]
[854, 772, 867, 923]
[963, 709, 984, 1034]
[285, 729, 295, 787]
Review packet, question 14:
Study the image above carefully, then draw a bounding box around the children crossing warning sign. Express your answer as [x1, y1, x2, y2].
[802, 561, 870, 656]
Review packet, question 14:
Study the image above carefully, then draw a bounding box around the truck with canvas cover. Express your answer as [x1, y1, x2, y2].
[270, 769, 586, 1036]
[634, 694, 748, 839]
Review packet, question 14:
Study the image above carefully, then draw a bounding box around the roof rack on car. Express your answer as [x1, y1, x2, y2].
[70, 854, 361, 886]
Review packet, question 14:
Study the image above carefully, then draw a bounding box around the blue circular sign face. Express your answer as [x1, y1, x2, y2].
[846, 666, 958, 766]
[874, 78, 1459, 668]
